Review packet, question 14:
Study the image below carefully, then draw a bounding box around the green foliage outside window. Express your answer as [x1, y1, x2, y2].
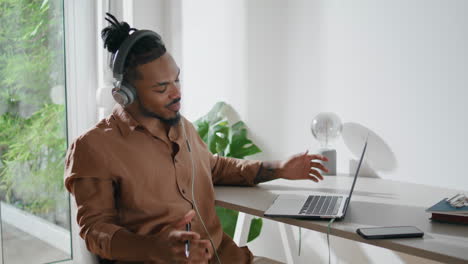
[194, 102, 263, 243]
[0, 0, 64, 110]
[0, 0, 67, 225]
[0, 104, 67, 216]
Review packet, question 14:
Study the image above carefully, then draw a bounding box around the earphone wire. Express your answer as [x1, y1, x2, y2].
[181, 120, 222, 264]
[327, 218, 335, 264]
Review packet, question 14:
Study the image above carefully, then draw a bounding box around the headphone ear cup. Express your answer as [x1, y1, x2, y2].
[112, 81, 136, 106]
[121, 81, 136, 105]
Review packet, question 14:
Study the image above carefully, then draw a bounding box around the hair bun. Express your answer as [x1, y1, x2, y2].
[101, 13, 137, 53]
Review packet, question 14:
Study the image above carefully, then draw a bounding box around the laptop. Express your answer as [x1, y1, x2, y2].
[264, 138, 368, 220]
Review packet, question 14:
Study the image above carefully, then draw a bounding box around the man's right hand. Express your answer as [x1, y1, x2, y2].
[151, 210, 213, 263]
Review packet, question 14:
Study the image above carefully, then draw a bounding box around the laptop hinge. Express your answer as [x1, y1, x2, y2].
[342, 197, 350, 215]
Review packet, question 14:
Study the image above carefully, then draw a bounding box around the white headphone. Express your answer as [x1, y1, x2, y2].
[111, 30, 163, 106]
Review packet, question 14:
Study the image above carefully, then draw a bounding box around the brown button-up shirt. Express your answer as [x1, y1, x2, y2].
[64, 105, 262, 263]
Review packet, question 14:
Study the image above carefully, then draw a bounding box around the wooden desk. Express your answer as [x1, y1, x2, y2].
[214, 176, 468, 264]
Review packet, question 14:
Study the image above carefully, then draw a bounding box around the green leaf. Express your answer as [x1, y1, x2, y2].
[29, 20, 44, 37]
[226, 121, 261, 159]
[40, 0, 49, 10]
[194, 101, 227, 127]
[204, 101, 227, 124]
[207, 120, 229, 155]
[247, 217, 263, 242]
[193, 119, 209, 142]
[215, 206, 239, 238]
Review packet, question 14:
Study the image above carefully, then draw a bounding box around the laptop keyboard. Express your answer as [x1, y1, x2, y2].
[299, 195, 343, 216]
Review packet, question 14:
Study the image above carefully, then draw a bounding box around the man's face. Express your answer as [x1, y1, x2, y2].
[132, 53, 181, 125]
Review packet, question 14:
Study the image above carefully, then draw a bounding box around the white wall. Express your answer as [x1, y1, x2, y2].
[245, 0, 324, 160]
[181, 0, 248, 126]
[242, 0, 468, 190]
[182, 0, 468, 189]
[178, 0, 468, 263]
[317, 0, 468, 189]
[133, 0, 182, 64]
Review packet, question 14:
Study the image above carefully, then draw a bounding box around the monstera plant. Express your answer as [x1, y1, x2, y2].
[194, 102, 263, 242]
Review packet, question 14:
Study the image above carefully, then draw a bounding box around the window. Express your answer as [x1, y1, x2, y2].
[0, 0, 71, 263]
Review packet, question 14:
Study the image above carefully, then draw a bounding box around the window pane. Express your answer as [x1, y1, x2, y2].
[0, 0, 71, 263]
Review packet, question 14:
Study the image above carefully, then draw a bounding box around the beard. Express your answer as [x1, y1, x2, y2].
[138, 98, 181, 126]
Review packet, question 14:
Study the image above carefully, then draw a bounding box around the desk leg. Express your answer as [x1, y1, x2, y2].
[278, 223, 298, 264]
[233, 212, 253, 246]
[234, 214, 298, 263]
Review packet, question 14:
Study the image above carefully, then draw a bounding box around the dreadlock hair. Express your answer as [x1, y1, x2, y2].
[101, 13, 166, 83]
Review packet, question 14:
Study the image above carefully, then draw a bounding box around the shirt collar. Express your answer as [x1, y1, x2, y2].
[112, 104, 185, 145]
[112, 104, 142, 137]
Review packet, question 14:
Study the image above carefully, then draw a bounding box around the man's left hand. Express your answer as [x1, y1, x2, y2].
[278, 151, 329, 182]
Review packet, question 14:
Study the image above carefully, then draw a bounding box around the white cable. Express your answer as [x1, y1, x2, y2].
[327, 218, 335, 264]
[181, 120, 222, 264]
[298, 227, 302, 256]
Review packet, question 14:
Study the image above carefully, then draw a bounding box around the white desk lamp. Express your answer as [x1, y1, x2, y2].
[311, 112, 342, 175]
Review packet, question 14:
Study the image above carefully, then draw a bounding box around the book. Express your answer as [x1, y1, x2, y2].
[426, 198, 468, 217]
[430, 213, 468, 225]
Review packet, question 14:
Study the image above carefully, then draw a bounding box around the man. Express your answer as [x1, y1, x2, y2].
[64, 14, 328, 264]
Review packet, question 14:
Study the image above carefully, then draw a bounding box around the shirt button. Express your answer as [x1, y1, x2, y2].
[182, 189, 186, 194]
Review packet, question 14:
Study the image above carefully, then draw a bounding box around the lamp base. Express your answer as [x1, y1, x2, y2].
[318, 148, 337, 176]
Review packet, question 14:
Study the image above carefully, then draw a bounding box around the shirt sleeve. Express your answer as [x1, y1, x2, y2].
[64, 137, 123, 260]
[210, 155, 262, 186]
[186, 119, 262, 186]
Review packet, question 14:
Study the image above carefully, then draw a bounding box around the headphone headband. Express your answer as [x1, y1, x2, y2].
[112, 30, 162, 81]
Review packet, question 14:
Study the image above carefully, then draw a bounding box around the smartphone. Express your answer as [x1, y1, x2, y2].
[357, 226, 424, 239]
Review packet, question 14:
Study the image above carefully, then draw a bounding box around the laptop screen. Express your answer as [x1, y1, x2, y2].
[347, 138, 368, 202]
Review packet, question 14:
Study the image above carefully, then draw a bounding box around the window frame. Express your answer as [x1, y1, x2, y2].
[62, 0, 100, 262]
